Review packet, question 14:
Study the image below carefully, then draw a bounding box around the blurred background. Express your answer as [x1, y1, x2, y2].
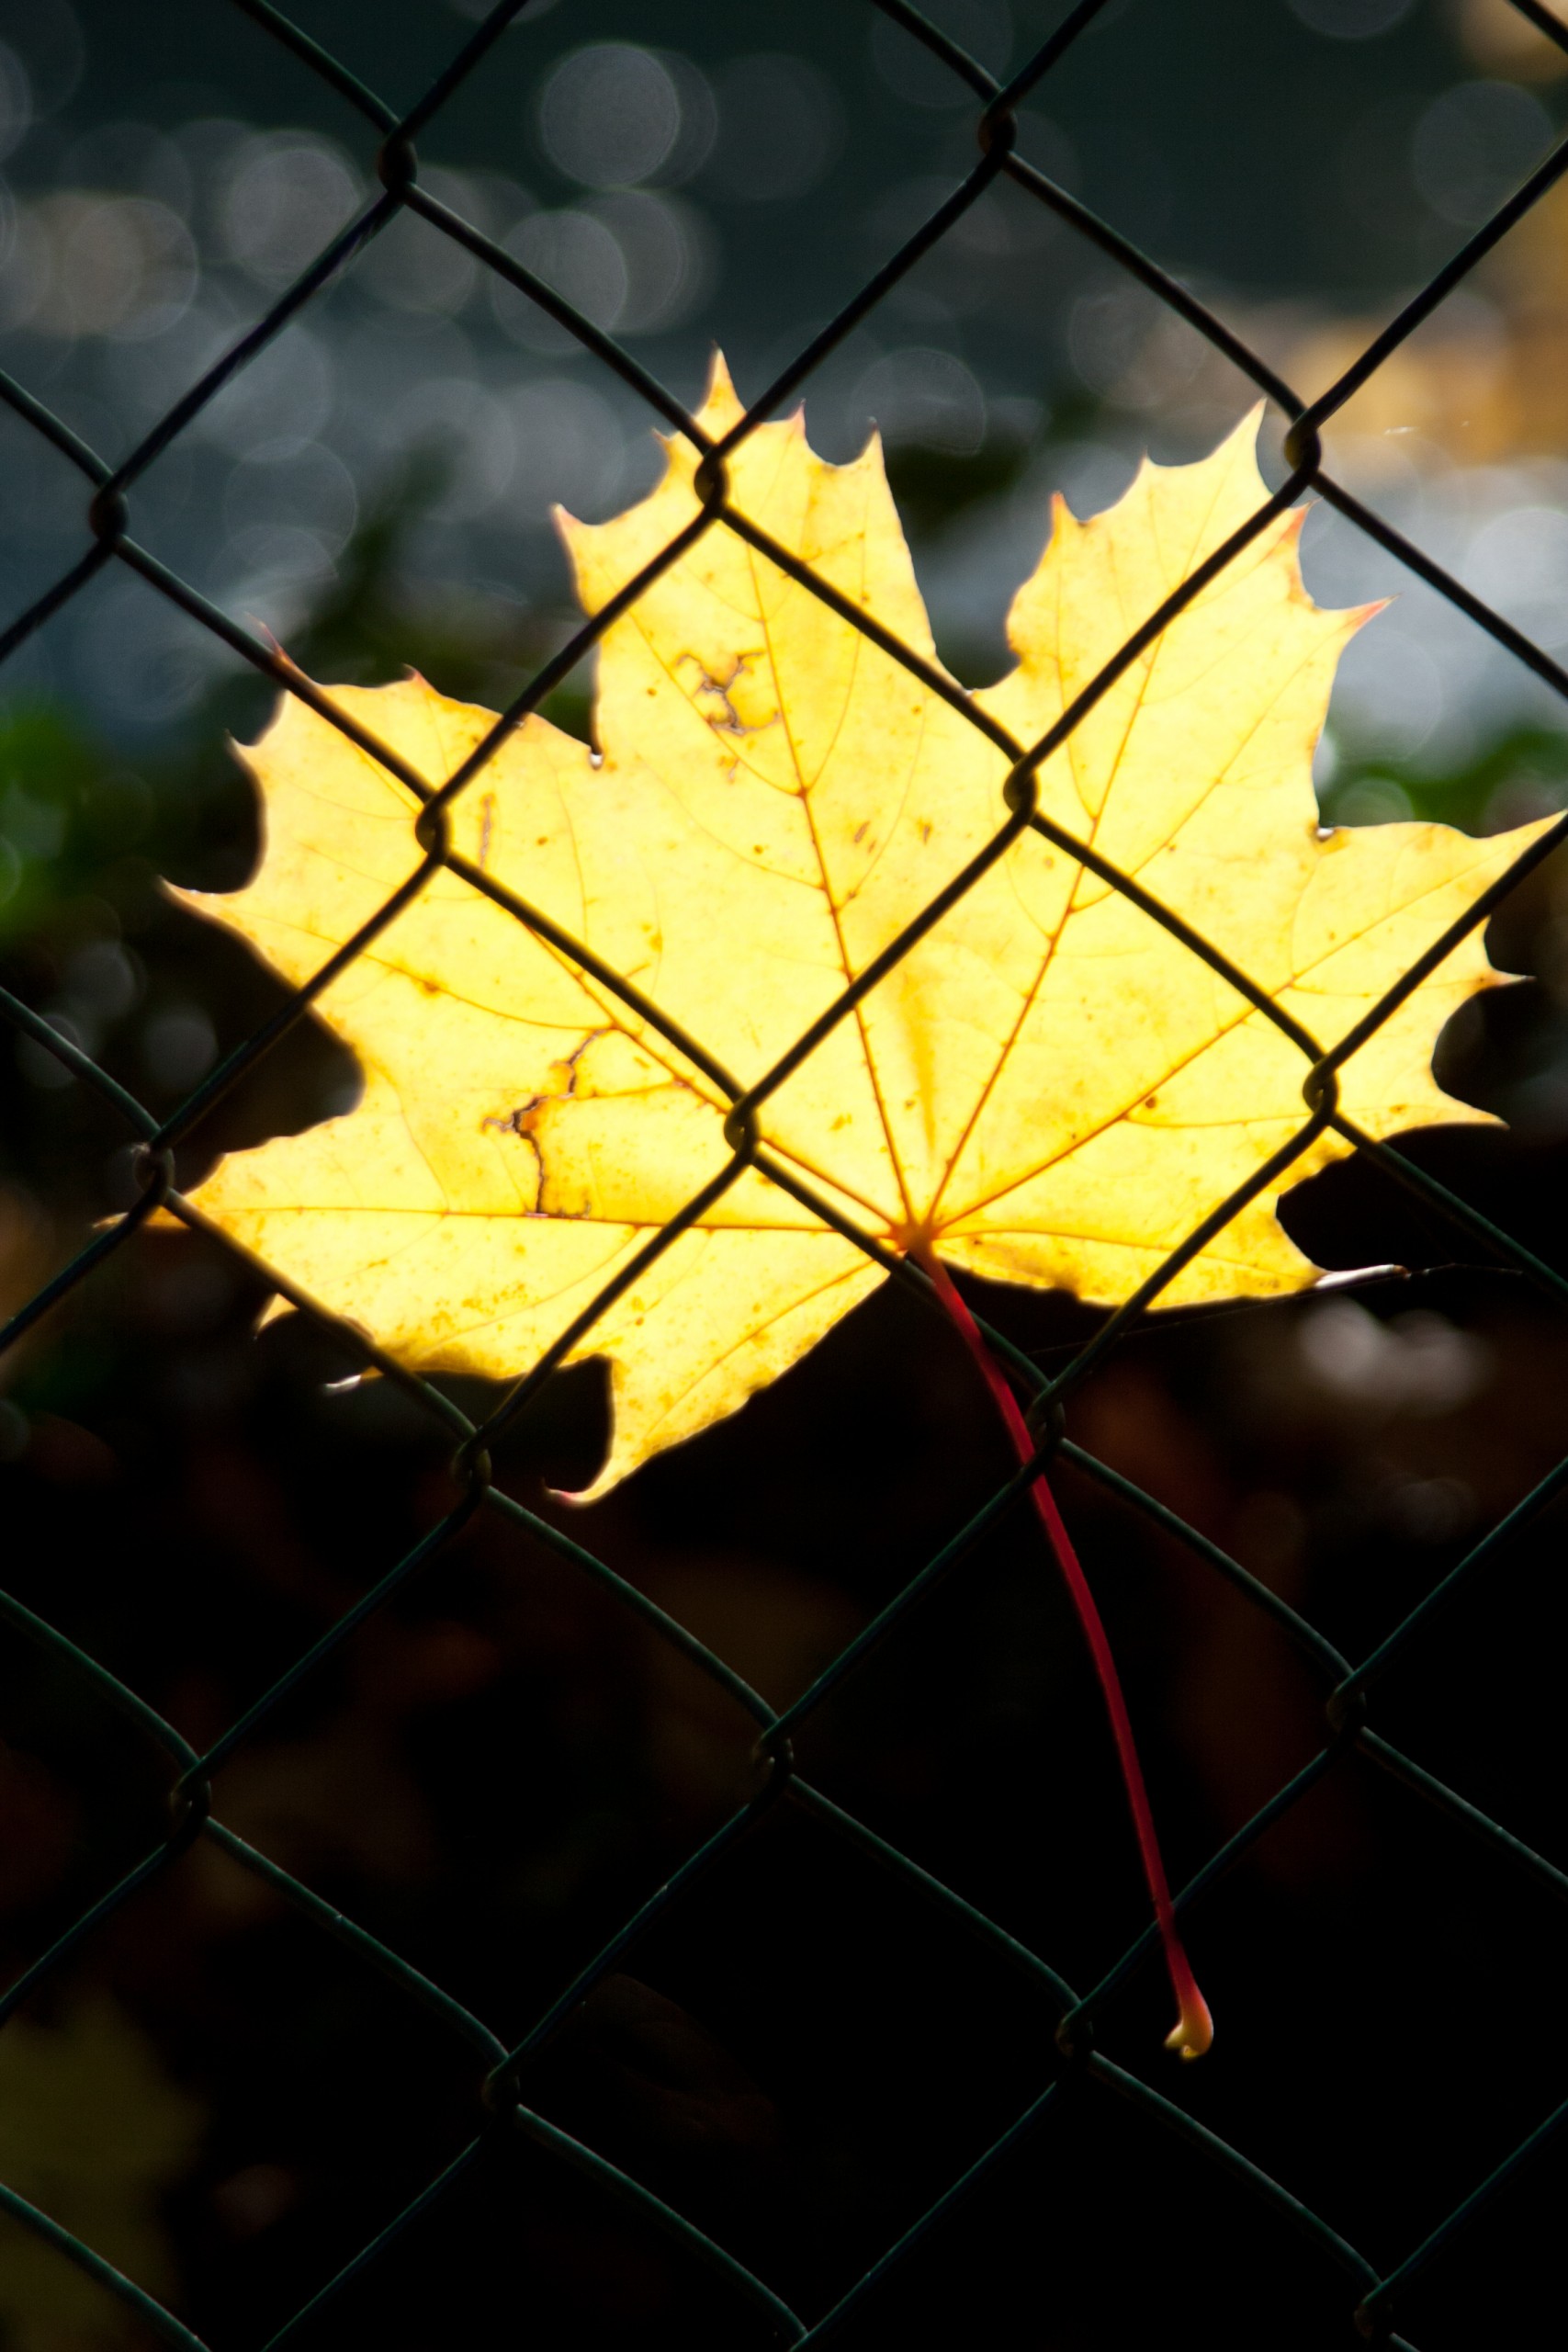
[2, 2, 1568, 2346]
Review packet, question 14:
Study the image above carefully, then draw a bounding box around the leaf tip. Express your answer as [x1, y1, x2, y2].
[697, 347, 747, 436]
[544, 1477, 603, 1510]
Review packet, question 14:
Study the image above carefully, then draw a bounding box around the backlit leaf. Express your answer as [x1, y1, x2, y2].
[172, 359, 1544, 1494]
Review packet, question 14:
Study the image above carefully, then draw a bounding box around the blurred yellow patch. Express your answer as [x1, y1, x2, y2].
[0, 1996, 202, 2344]
[1457, 0, 1568, 80]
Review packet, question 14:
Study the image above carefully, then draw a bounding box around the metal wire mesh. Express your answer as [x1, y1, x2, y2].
[2, 2, 1567, 2344]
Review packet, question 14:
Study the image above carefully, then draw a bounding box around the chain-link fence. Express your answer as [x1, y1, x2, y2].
[3, 2, 1567, 2344]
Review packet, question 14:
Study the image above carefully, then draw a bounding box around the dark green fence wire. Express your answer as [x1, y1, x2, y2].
[3, 1, 1568, 2343]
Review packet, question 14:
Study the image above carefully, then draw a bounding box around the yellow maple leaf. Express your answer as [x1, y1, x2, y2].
[173, 359, 1542, 1497]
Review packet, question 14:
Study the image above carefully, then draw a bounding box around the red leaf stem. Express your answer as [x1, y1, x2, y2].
[919, 1249, 1213, 2060]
